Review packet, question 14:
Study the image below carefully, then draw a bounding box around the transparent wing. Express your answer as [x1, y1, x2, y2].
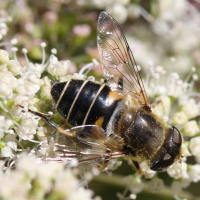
[97, 11, 151, 111]
[30, 125, 124, 165]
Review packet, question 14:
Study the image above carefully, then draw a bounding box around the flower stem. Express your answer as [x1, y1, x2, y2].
[93, 173, 200, 200]
[0, 101, 13, 119]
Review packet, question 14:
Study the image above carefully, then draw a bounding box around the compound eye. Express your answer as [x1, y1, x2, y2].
[172, 126, 182, 146]
[150, 153, 174, 171]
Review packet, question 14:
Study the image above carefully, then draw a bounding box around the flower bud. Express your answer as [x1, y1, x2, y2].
[1, 146, 13, 157]
[148, 178, 164, 193]
[172, 111, 188, 126]
[0, 82, 12, 98]
[182, 120, 199, 137]
[0, 50, 9, 65]
[7, 60, 21, 76]
[190, 137, 200, 156]
[40, 85, 52, 101]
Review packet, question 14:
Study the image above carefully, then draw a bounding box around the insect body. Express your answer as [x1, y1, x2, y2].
[51, 79, 122, 130]
[29, 11, 182, 173]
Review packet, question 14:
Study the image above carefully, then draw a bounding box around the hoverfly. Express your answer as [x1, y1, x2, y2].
[28, 11, 182, 174]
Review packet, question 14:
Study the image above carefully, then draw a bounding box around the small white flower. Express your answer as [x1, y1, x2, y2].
[48, 56, 70, 77]
[40, 42, 46, 48]
[167, 161, 188, 179]
[49, 54, 58, 64]
[37, 126, 49, 138]
[171, 111, 188, 126]
[148, 178, 164, 193]
[190, 137, 200, 156]
[16, 72, 41, 97]
[7, 141, 17, 151]
[107, 159, 122, 171]
[1, 146, 13, 157]
[152, 95, 171, 119]
[25, 72, 41, 85]
[181, 142, 191, 158]
[0, 116, 14, 138]
[40, 85, 52, 101]
[10, 38, 17, 45]
[0, 71, 18, 89]
[27, 63, 45, 73]
[188, 164, 200, 183]
[16, 112, 39, 140]
[129, 193, 137, 199]
[0, 23, 8, 36]
[35, 163, 62, 192]
[182, 100, 199, 119]
[54, 169, 79, 197]
[0, 71, 17, 99]
[0, 81, 13, 98]
[40, 76, 51, 87]
[68, 158, 79, 167]
[139, 161, 156, 179]
[13, 95, 29, 117]
[0, 23, 8, 39]
[16, 155, 38, 178]
[11, 47, 18, 52]
[14, 95, 29, 106]
[0, 50, 9, 65]
[68, 187, 94, 200]
[7, 60, 21, 76]
[51, 48, 57, 54]
[22, 48, 28, 54]
[0, 171, 28, 200]
[182, 120, 199, 137]
[124, 175, 143, 194]
[193, 74, 198, 81]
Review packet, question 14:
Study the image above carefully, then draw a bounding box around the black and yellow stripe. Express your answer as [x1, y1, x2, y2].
[51, 79, 122, 130]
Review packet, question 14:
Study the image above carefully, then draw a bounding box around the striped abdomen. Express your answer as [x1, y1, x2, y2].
[51, 79, 123, 130]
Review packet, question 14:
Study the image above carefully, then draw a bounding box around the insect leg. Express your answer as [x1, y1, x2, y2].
[132, 160, 143, 175]
[98, 149, 111, 172]
[18, 106, 76, 137]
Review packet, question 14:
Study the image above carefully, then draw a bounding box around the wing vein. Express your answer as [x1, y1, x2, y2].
[97, 12, 150, 110]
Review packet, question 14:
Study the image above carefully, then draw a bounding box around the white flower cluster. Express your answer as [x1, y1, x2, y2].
[1, 40, 200, 199]
[0, 43, 102, 199]
[0, 43, 74, 160]
[123, 174, 144, 195]
[0, 155, 95, 200]
[0, 6, 200, 198]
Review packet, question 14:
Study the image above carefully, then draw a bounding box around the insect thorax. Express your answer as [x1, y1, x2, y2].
[119, 107, 167, 162]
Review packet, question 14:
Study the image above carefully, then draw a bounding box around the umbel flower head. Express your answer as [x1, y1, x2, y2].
[0, 42, 200, 199]
[0, 18, 200, 199]
[0, 43, 105, 200]
[0, 154, 95, 200]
